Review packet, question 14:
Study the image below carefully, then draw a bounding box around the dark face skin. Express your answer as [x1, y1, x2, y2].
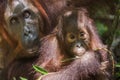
[4, 0, 43, 55]
[62, 10, 90, 56]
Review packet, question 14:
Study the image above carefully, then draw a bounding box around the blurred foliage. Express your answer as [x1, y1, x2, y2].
[90, 0, 120, 79]
[95, 21, 108, 36]
[115, 28, 120, 35]
[115, 63, 120, 79]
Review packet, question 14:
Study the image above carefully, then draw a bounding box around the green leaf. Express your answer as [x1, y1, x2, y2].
[19, 77, 28, 80]
[33, 65, 48, 75]
[115, 64, 120, 68]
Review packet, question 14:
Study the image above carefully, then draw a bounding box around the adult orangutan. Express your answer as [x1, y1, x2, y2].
[0, 0, 67, 79]
[0, 0, 71, 67]
[0, 0, 66, 79]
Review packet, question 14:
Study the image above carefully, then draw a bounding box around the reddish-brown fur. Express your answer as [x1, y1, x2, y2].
[2, 33, 64, 80]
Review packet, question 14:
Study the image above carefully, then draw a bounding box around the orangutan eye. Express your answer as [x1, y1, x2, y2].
[80, 32, 85, 37]
[10, 17, 19, 24]
[67, 33, 76, 42]
[79, 31, 86, 40]
[70, 34, 75, 39]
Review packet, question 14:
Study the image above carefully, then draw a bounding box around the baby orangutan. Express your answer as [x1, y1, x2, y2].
[39, 8, 111, 80]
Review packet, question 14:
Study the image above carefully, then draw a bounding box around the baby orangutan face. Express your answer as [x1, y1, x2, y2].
[60, 10, 90, 57]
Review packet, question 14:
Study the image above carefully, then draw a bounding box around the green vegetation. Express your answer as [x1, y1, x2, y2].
[20, 77, 28, 80]
[33, 65, 48, 75]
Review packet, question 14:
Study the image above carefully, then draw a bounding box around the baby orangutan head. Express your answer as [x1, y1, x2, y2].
[57, 8, 91, 57]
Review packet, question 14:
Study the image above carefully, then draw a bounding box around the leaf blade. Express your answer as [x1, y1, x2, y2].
[33, 65, 48, 75]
